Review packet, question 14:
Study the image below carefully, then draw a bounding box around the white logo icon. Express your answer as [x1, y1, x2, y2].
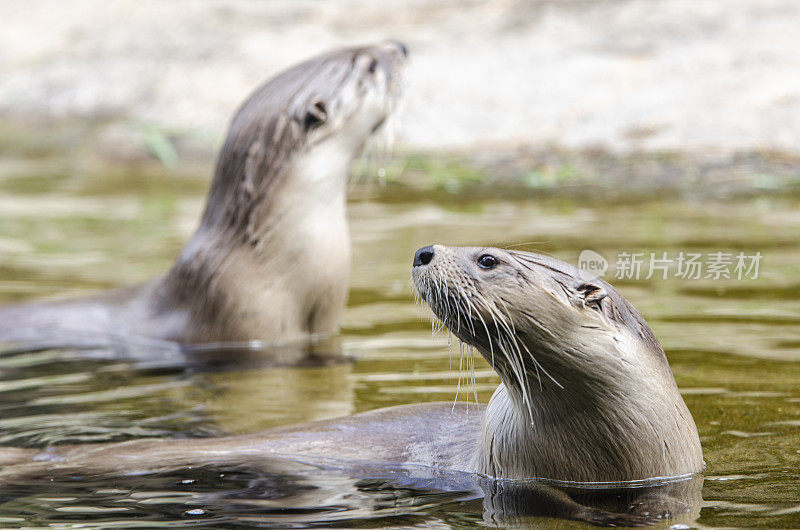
[578, 250, 608, 281]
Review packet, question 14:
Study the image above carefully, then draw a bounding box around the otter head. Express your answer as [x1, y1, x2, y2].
[278, 41, 406, 155]
[202, 41, 407, 235]
[412, 245, 703, 481]
[412, 245, 666, 393]
[163, 43, 406, 343]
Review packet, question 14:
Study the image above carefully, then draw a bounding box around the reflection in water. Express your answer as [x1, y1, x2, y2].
[202, 361, 355, 434]
[0, 455, 704, 528]
[0, 338, 351, 445]
[479, 475, 703, 527]
[0, 187, 799, 526]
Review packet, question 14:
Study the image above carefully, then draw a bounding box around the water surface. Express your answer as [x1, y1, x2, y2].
[0, 169, 798, 527]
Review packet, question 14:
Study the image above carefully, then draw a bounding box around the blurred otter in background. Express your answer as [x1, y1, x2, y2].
[0, 42, 406, 349]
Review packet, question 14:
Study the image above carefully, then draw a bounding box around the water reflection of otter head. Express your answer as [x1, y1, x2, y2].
[159, 43, 407, 343]
[413, 245, 704, 482]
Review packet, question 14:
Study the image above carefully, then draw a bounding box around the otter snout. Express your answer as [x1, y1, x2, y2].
[413, 246, 435, 267]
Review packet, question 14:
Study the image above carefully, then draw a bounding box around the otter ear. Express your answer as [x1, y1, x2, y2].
[304, 98, 328, 129]
[577, 282, 607, 308]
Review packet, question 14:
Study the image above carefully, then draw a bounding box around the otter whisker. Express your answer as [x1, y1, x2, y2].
[475, 294, 515, 368]
[519, 339, 563, 391]
[473, 294, 530, 413]
[456, 287, 475, 337]
[452, 282, 478, 338]
[446, 282, 476, 405]
[495, 296, 517, 336]
[492, 288, 566, 397]
[479, 296, 538, 419]
[435, 278, 491, 409]
[452, 340, 466, 411]
[473, 302, 497, 368]
[448, 285, 464, 334]
[496, 324, 534, 420]
[411, 276, 445, 338]
[426, 278, 446, 336]
[409, 276, 423, 308]
[469, 344, 478, 405]
[359, 114, 397, 187]
[493, 295, 546, 393]
[500, 241, 548, 251]
[516, 308, 559, 340]
[485, 288, 556, 411]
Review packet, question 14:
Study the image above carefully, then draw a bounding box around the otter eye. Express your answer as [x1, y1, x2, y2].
[477, 254, 498, 270]
[304, 99, 327, 129]
[368, 58, 378, 73]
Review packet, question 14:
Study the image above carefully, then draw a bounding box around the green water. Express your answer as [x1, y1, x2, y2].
[0, 165, 798, 527]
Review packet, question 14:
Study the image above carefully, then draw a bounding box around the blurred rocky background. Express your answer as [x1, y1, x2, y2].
[2, 0, 799, 195]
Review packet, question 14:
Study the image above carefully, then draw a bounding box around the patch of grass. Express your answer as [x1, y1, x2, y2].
[522, 164, 581, 189]
[0, 172, 72, 195]
[142, 125, 179, 168]
[403, 154, 487, 193]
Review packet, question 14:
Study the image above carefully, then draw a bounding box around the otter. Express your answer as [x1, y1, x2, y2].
[0, 42, 406, 347]
[0, 246, 703, 524]
[410, 245, 704, 481]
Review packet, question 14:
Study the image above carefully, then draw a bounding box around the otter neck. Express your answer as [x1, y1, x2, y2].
[475, 337, 703, 482]
[158, 142, 356, 342]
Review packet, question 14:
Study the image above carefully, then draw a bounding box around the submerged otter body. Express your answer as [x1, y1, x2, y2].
[0, 43, 406, 347]
[0, 246, 703, 523]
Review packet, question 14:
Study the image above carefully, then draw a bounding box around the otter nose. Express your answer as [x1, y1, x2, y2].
[413, 246, 434, 267]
